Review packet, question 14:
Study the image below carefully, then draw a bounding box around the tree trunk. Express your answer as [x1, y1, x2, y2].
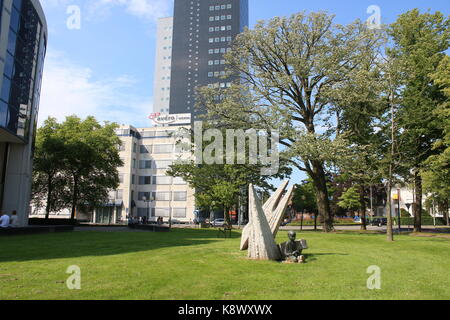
[360, 186, 367, 231]
[442, 199, 449, 226]
[413, 172, 422, 232]
[386, 182, 394, 242]
[314, 212, 318, 231]
[45, 174, 52, 220]
[310, 161, 333, 232]
[224, 207, 232, 227]
[71, 178, 78, 221]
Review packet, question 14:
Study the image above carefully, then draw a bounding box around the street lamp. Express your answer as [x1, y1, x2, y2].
[142, 195, 152, 224]
[395, 183, 401, 233]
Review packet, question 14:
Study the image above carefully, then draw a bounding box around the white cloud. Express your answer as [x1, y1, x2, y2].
[41, 0, 172, 22]
[86, 0, 173, 22]
[38, 48, 153, 128]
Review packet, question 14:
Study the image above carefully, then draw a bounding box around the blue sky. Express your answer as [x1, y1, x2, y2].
[38, 0, 449, 185]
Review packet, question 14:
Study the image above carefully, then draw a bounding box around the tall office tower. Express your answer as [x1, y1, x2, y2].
[0, 0, 48, 226]
[152, 17, 173, 115]
[169, 0, 249, 118]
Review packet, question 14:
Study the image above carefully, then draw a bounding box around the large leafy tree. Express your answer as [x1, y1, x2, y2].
[422, 55, 450, 224]
[32, 116, 123, 220]
[390, 9, 449, 232]
[32, 117, 68, 219]
[197, 12, 385, 232]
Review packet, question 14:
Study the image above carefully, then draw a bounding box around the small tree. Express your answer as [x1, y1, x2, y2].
[338, 187, 361, 217]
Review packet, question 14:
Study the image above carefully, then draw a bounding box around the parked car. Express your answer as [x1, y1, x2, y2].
[370, 217, 387, 227]
[212, 218, 226, 227]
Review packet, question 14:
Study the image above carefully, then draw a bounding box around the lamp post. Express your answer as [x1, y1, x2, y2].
[395, 184, 401, 233]
[142, 195, 152, 224]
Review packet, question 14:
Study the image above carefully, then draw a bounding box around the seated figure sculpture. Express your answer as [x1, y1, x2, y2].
[281, 231, 306, 263]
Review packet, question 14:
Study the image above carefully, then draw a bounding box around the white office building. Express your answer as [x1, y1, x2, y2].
[92, 125, 195, 224]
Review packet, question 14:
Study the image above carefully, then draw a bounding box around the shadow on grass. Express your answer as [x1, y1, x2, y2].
[305, 252, 349, 263]
[0, 228, 240, 263]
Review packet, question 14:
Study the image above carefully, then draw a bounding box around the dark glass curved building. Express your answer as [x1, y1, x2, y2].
[0, 0, 47, 226]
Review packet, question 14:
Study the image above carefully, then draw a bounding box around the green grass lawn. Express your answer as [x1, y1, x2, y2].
[0, 229, 449, 300]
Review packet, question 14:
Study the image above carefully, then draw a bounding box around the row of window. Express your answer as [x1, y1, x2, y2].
[209, 36, 232, 43]
[209, 15, 232, 22]
[121, 158, 186, 170]
[208, 47, 232, 54]
[138, 176, 186, 185]
[138, 191, 187, 201]
[140, 144, 174, 154]
[137, 207, 187, 218]
[207, 82, 233, 89]
[138, 159, 173, 169]
[116, 129, 175, 139]
[209, 25, 232, 32]
[208, 59, 226, 66]
[209, 4, 232, 11]
[208, 71, 226, 78]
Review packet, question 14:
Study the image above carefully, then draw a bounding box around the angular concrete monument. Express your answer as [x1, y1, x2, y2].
[240, 181, 294, 251]
[247, 184, 281, 260]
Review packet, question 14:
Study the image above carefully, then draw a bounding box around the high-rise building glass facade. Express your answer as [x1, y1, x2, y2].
[169, 0, 249, 118]
[0, 0, 47, 226]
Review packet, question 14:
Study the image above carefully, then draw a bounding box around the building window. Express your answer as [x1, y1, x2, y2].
[153, 144, 173, 154]
[173, 208, 187, 218]
[153, 160, 173, 169]
[173, 177, 187, 185]
[138, 207, 152, 217]
[138, 176, 151, 185]
[140, 145, 150, 153]
[139, 160, 152, 169]
[152, 192, 171, 201]
[173, 192, 187, 201]
[152, 176, 172, 185]
[153, 208, 170, 218]
[138, 192, 151, 201]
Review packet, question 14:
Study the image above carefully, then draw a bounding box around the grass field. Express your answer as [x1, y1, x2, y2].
[0, 229, 449, 300]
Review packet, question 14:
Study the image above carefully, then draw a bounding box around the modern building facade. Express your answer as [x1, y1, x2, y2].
[165, 0, 248, 118]
[91, 125, 195, 224]
[152, 17, 173, 115]
[0, 0, 47, 227]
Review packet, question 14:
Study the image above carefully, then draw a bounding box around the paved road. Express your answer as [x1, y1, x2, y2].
[74, 224, 450, 234]
[280, 225, 450, 233]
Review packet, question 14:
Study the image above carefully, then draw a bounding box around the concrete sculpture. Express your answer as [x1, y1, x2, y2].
[247, 184, 281, 260]
[240, 180, 293, 251]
